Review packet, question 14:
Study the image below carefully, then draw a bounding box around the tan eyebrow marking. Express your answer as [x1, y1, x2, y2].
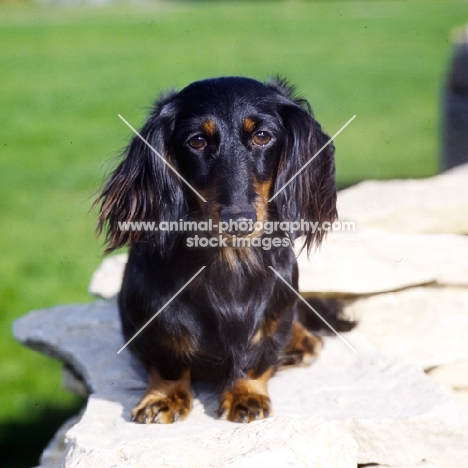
[243, 117, 257, 133]
[202, 119, 216, 137]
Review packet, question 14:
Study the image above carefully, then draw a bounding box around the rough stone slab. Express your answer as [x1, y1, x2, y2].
[428, 363, 468, 389]
[453, 390, 468, 407]
[13, 300, 468, 466]
[345, 287, 468, 369]
[427, 459, 468, 468]
[377, 462, 468, 468]
[337, 163, 468, 234]
[374, 463, 437, 468]
[65, 406, 357, 468]
[297, 231, 468, 296]
[62, 366, 88, 397]
[89, 232, 468, 300]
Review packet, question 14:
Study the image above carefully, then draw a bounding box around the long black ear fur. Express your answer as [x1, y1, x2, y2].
[268, 79, 338, 252]
[96, 93, 186, 253]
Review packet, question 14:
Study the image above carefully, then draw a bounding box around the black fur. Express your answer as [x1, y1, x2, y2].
[97, 77, 344, 421]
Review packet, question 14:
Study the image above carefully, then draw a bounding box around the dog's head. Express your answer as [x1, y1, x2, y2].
[97, 77, 337, 253]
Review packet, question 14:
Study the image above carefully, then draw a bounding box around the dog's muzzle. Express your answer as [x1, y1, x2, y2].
[219, 206, 257, 236]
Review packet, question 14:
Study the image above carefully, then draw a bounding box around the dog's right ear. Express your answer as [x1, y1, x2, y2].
[96, 92, 186, 253]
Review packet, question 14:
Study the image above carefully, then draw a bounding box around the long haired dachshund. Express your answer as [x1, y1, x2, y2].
[97, 76, 348, 424]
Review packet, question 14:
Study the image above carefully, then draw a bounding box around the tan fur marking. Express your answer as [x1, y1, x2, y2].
[246, 367, 274, 392]
[243, 117, 257, 133]
[131, 368, 192, 424]
[278, 321, 323, 368]
[219, 367, 273, 422]
[250, 329, 263, 346]
[253, 178, 273, 202]
[202, 119, 216, 137]
[253, 178, 273, 227]
[218, 247, 258, 272]
[219, 248, 238, 271]
[160, 333, 196, 356]
[250, 315, 280, 346]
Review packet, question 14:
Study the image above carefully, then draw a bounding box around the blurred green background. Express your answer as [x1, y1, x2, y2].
[1, 1, 467, 466]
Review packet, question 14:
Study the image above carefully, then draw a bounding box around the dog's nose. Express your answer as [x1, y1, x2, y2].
[219, 207, 257, 236]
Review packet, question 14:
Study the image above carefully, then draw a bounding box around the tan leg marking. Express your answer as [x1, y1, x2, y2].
[131, 368, 192, 424]
[219, 367, 273, 423]
[278, 321, 322, 368]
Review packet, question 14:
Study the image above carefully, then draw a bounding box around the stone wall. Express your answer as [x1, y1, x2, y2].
[14, 164, 468, 468]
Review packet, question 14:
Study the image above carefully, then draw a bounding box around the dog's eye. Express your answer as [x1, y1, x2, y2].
[252, 131, 272, 147]
[188, 136, 207, 150]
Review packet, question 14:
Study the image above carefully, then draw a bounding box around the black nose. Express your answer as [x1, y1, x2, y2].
[219, 206, 257, 236]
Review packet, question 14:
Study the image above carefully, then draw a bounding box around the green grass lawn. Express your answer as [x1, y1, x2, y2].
[1, 1, 467, 466]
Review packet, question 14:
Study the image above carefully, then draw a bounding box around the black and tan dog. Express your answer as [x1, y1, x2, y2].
[97, 77, 350, 424]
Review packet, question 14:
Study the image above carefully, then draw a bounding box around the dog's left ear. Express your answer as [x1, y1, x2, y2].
[269, 81, 337, 252]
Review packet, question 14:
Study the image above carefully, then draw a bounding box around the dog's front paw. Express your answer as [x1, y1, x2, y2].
[131, 391, 192, 424]
[219, 389, 271, 423]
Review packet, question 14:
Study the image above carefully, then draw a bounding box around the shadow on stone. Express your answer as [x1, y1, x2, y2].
[0, 400, 85, 468]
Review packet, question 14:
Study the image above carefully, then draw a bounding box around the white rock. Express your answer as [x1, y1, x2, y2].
[13, 300, 468, 466]
[89, 231, 468, 300]
[344, 287, 468, 369]
[427, 459, 468, 468]
[428, 363, 468, 389]
[65, 408, 357, 468]
[375, 463, 437, 468]
[453, 390, 468, 407]
[297, 231, 468, 296]
[88, 253, 126, 299]
[428, 364, 468, 409]
[383, 461, 468, 468]
[337, 163, 468, 234]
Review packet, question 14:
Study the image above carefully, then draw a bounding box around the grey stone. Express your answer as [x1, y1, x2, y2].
[13, 300, 468, 466]
[62, 366, 88, 397]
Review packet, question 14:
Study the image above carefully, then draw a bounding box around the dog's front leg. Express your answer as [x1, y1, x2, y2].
[131, 368, 192, 424]
[277, 321, 323, 368]
[218, 367, 273, 423]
